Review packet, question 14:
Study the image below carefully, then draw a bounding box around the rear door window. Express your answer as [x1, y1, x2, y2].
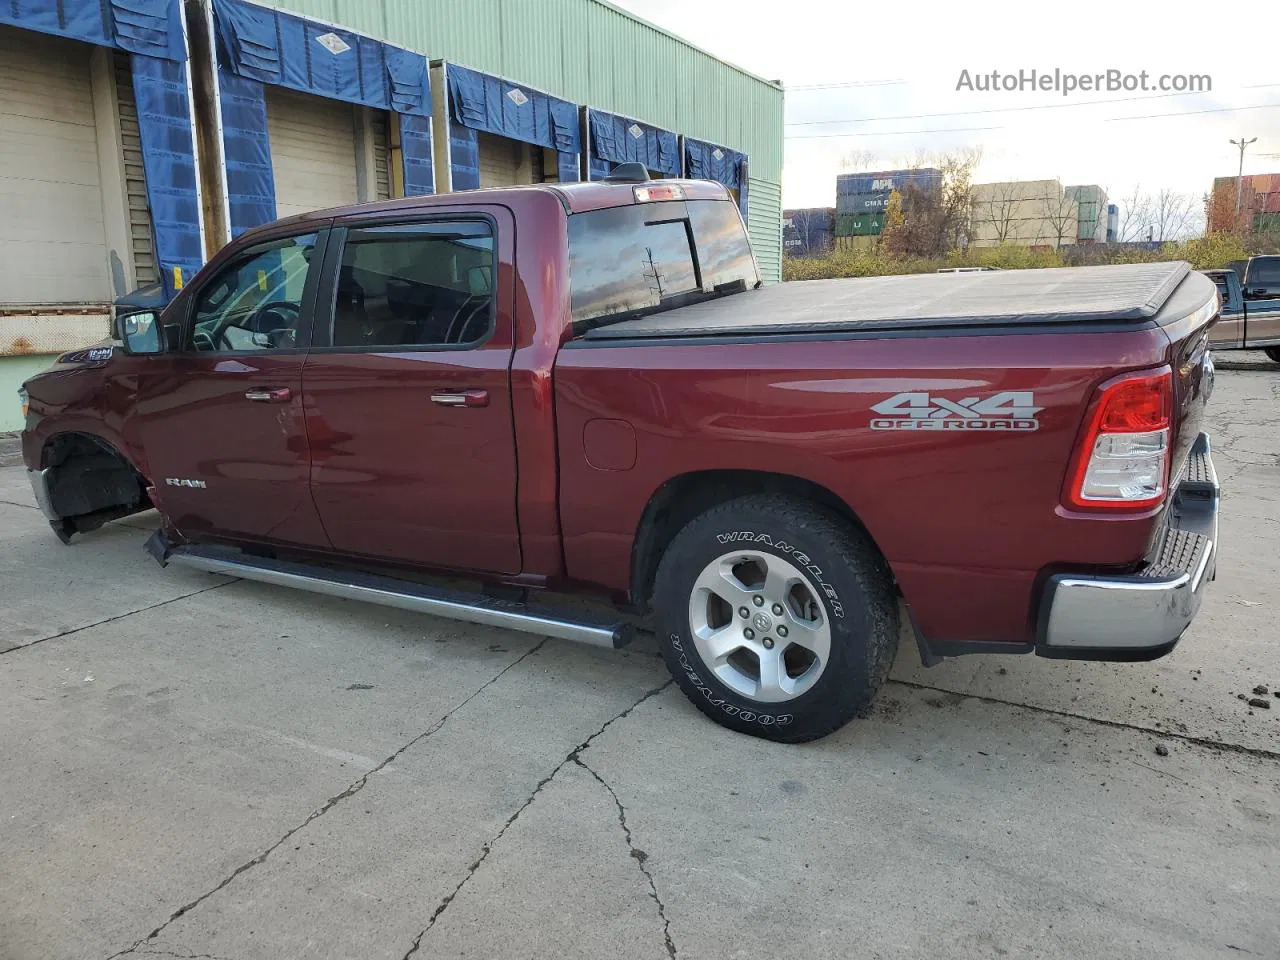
[329, 221, 495, 349]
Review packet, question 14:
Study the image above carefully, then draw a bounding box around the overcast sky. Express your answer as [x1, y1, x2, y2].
[613, 0, 1280, 213]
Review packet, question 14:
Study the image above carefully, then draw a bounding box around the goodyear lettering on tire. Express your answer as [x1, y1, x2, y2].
[671, 635, 793, 727]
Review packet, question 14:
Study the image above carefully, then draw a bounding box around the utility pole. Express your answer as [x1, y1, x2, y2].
[641, 247, 666, 299]
[1230, 136, 1257, 222]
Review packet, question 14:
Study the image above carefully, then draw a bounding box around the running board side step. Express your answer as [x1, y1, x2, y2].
[146, 534, 633, 649]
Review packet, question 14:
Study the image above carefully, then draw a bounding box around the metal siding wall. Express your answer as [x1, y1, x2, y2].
[499, 0, 563, 95]
[114, 52, 158, 288]
[556, 0, 591, 103]
[262, 0, 783, 181]
[265, 0, 782, 181]
[747, 177, 782, 284]
[372, 111, 389, 199]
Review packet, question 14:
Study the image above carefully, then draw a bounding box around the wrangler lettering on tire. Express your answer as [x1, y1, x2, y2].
[654, 495, 898, 743]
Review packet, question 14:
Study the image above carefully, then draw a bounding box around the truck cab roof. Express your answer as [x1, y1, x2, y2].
[261, 178, 736, 236]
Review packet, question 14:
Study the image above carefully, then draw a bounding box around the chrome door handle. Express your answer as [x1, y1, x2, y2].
[430, 389, 489, 408]
[244, 387, 292, 403]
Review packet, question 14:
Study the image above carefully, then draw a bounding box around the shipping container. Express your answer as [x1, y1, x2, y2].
[1254, 212, 1280, 234]
[1247, 174, 1277, 194]
[837, 167, 942, 197]
[834, 235, 875, 253]
[835, 212, 885, 237]
[835, 190, 891, 214]
[782, 207, 834, 257]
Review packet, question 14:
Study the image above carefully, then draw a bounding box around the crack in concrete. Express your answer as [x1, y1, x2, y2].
[131, 948, 238, 960]
[1, 581, 236, 657]
[103, 638, 550, 960]
[890, 679, 1280, 761]
[575, 757, 677, 960]
[399, 680, 674, 960]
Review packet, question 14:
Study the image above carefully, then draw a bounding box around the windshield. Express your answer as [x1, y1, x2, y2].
[567, 198, 758, 330]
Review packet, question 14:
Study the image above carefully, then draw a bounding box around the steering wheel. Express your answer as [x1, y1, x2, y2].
[247, 300, 301, 335]
[444, 295, 490, 344]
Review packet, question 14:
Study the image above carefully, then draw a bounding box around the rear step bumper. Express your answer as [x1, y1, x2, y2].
[1036, 432, 1219, 660]
[145, 534, 633, 649]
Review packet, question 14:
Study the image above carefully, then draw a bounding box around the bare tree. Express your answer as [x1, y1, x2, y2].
[1039, 189, 1079, 249]
[838, 148, 876, 172]
[1150, 189, 1200, 242]
[972, 181, 1023, 244]
[1117, 184, 1154, 242]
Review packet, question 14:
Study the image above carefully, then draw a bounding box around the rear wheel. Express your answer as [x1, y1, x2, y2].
[1264, 347, 1280, 364]
[653, 495, 898, 742]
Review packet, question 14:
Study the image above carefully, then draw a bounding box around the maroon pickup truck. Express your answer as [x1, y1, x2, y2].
[20, 173, 1220, 742]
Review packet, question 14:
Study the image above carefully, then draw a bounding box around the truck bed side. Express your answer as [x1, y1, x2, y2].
[553, 320, 1206, 648]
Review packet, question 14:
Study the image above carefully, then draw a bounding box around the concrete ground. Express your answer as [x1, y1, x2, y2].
[1, 370, 1278, 960]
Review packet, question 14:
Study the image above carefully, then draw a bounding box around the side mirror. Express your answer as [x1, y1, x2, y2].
[118, 310, 163, 355]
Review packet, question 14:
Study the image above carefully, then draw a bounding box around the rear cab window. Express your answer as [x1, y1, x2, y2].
[567, 197, 758, 332]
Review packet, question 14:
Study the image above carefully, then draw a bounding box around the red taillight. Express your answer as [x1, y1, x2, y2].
[1066, 368, 1173, 511]
[1096, 375, 1171, 433]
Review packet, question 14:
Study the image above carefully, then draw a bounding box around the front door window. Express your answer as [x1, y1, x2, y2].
[190, 233, 318, 352]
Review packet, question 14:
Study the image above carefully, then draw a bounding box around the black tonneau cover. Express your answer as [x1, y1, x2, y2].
[583, 261, 1205, 341]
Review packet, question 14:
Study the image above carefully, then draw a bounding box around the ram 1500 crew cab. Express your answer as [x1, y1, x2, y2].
[20, 174, 1220, 741]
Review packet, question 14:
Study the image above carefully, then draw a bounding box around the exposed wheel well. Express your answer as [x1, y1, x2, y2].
[629, 470, 887, 611]
[40, 433, 150, 537]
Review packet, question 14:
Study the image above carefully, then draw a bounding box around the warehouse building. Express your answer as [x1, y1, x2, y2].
[0, 0, 203, 410]
[0, 0, 783, 430]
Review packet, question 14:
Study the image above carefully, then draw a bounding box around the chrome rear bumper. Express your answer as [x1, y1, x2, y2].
[1039, 433, 1218, 658]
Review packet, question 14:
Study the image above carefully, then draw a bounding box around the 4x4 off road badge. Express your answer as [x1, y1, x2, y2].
[870, 391, 1041, 431]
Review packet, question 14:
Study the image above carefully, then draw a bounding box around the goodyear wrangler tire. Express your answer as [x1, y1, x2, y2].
[654, 495, 899, 743]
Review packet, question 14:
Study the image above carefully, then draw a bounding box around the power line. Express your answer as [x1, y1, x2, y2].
[786, 88, 1210, 127]
[784, 102, 1280, 140]
[786, 124, 1004, 140]
[1104, 101, 1280, 121]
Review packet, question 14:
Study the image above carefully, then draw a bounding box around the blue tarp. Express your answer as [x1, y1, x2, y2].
[212, 0, 429, 115]
[684, 138, 746, 191]
[217, 69, 276, 236]
[132, 54, 203, 296]
[400, 114, 434, 196]
[685, 137, 748, 215]
[447, 64, 580, 154]
[557, 153, 580, 183]
[449, 127, 480, 191]
[588, 110, 679, 177]
[0, 0, 185, 60]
